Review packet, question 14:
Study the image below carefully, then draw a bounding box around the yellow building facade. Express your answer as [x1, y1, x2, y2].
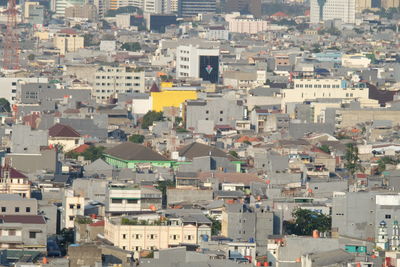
[151, 90, 198, 112]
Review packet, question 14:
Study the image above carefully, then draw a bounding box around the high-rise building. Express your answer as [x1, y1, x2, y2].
[176, 44, 220, 83]
[310, 0, 356, 24]
[381, 0, 400, 8]
[178, 0, 216, 17]
[53, 0, 86, 16]
[355, 0, 371, 11]
[93, 66, 146, 101]
[248, 0, 262, 18]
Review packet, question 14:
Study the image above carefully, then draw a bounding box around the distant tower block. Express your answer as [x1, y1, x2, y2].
[3, 0, 20, 70]
[391, 220, 400, 250]
[377, 220, 389, 251]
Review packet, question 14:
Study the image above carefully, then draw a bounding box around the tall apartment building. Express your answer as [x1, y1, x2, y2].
[356, 0, 371, 11]
[105, 184, 162, 216]
[310, 0, 356, 24]
[109, 0, 173, 13]
[52, 0, 86, 16]
[93, 65, 145, 101]
[104, 214, 211, 255]
[53, 30, 84, 55]
[65, 4, 98, 20]
[381, 0, 400, 8]
[178, 0, 216, 17]
[176, 44, 219, 83]
[228, 17, 268, 34]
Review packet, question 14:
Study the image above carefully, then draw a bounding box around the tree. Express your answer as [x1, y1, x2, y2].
[83, 33, 99, 47]
[81, 146, 105, 161]
[129, 134, 145, 144]
[0, 98, 11, 112]
[207, 216, 221, 236]
[121, 42, 141, 52]
[141, 111, 164, 129]
[156, 180, 175, 208]
[285, 209, 331, 236]
[229, 150, 239, 158]
[319, 145, 331, 154]
[344, 143, 363, 177]
[27, 54, 35, 61]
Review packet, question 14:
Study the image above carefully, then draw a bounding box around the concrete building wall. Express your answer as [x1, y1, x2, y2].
[167, 188, 213, 204]
[310, 0, 356, 24]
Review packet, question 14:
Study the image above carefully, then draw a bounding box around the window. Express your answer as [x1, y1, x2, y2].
[112, 199, 123, 203]
[220, 111, 223, 114]
[206, 110, 209, 114]
[1, 207, 5, 212]
[77, 204, 81, 209]
[11, 82, 16, 86]
[135, 234, 140, 239]
[385, 214, 392, 219]
[122, 234, 126, 239]
[26, 207, 31, 213]
[15, 207, 19, 213]
[69, 204, 75, 209]
[29, 232, 37, 239]
[69, 216, 74, 221]
[127, 199, 138, 204]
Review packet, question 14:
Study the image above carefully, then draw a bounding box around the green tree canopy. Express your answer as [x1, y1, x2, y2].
[285, 209, 331, 236]
[141, 111, 163, 129]
[129, 134, 145, 143]
[344, 143, 363, 177]
[121, 42, 141, 52]
[0, 98, 11, 112]
[27, 54, 35, 61]
[65, 145, 105, 162]
[319, 145, 331, 154]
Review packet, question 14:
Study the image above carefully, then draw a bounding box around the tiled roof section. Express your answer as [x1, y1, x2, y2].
[0, 166, 27, 178]
[271, 11, 288, 17]
[150, 82, 160, 92]
[73, 144, 90, 153]
[197, 172, 263, 186]
[0, 215, 46, 224]
[105, 142, 169, 161]
[89, 220, 105, 227]
[178, 142, 230, 160]
[59, 28, 77, 34]
[49, 123, 80, 138]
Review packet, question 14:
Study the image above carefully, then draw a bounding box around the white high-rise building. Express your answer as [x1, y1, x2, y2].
[310, 0, 356, 24]
[176, 44, 220, 84]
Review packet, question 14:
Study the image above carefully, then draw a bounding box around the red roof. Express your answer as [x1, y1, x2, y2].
[236, 136, 261, 143]
[22, 113, 41, 129]
[271, 12, 289, 17]
[0, 215, 46, 224]
[89, 220, 105, 227]
[0, 166, 27, 178]
[73, 144, 90, 153]
[305, 10, 310, 16]
[49, 123, 80, 138]
[59, 28, 77, 35]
